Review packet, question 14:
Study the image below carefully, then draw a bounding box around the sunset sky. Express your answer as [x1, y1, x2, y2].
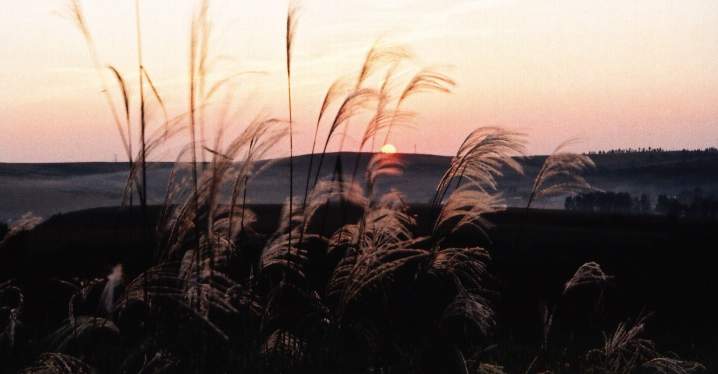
[1, 0, 717, 162]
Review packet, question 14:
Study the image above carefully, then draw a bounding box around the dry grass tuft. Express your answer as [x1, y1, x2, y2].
[356, 41, 413, 89]
[434, 185, 505, 240]
[440, 291, 495, 339]
[541, 262, 613, 352]
[563, 261, 612, 295]
[64, 0, 131, 160]
[0, 281, 24, 349]
[528, 138, 596, 208]
[302, 77, 353, 207]
[475, 362, 507, 374]
[38, 3, 706, 373]
[434, 127, 525, 206]
[383, 67, 455, 144]
[304, 180, 368, 228]
[312, 88, 380, 186]
[583, 315, 704, 373]
[0, 212, 42, 246]
[642, 357, 706, 374]
[21, 353, 95, 374]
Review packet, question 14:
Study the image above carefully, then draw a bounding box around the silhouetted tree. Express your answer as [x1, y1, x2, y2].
[566, 192, 637, 214]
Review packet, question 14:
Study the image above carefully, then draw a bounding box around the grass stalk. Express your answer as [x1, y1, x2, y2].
[285, 4, 299, 258]
[135, 0, 147, 213]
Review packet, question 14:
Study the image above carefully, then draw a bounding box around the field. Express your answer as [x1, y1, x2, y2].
[2, 150, 717, 221]
[2, 200, 716, 372]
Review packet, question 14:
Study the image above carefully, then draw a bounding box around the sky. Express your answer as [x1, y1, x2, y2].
[1, 0, 717, 162]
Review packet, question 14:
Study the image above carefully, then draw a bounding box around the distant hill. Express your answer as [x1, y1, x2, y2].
[1, 150, 717, 221]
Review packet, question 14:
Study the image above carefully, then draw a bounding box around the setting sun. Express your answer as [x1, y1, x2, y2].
[380, 144, 397, 154]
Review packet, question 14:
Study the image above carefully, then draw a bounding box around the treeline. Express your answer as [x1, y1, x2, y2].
[565, 188, 718, 219]
[586, 147, 718, 155]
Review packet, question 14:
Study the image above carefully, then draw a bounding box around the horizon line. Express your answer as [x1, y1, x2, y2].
[2, 147, 717, 165]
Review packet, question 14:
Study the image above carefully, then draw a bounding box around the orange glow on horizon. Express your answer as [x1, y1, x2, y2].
[1, 1, 718, 162]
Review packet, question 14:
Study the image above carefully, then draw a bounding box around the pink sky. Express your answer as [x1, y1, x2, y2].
[1, 0, 717, 162]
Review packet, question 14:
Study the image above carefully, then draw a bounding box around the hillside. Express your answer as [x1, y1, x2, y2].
[1, 150, 717, 221]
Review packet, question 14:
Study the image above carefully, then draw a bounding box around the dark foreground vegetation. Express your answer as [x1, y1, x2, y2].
[2, 204, 715, 373]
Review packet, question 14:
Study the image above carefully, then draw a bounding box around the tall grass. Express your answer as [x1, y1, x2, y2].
[542, 261, 612, 350]
[135, 0, 148, 214]
[65, 0, 131, 162]
[586, 315, 704, 373]
[311, 88, 379, 188]
[66, 0, 136, 207]
[301, 78, 349, 209]
[319, 42, 411, 199]
[527, 138, 596, 209]
[5, 2, 705, 373]
[382, 67, 455, 146]
[432, 126, 526, 207]
[513, 139, 596, 250]
[285, 3, 299, 268]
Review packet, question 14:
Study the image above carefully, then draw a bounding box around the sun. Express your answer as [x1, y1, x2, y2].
[380, 144, 397, 154]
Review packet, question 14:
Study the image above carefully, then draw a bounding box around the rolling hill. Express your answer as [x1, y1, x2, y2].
[1, 150, 717, 221]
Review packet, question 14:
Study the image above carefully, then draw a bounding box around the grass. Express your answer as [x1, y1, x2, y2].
[0, 1, 707, 373]
[285, 2, 299, 280]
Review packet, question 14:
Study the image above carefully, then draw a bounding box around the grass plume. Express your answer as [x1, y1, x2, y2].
[527, 138, 596, 209]
[285, 2, 300, 269]
[5, 3, 704, 373]
[64, 0, 131, 161]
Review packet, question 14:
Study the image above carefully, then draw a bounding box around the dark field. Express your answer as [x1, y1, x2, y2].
[2, 204, 716, 372]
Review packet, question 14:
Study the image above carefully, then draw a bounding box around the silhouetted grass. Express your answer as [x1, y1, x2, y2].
[0, 1, 707, 373]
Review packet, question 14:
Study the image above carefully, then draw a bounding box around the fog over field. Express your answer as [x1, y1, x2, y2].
[2, 150, 716, 221]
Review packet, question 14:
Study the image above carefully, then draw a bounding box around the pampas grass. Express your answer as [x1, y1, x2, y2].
[0, 212, 42, 246]
[64, 0, 131, 161]
[585, 315, 705, 373]
[21, 353, 94, 374]
[642, 357, 706, 374]
[433, 185, 505, 240]
[543, 261, 612, 350]
[0, 281, 24, 349]
[563, 261, 612, 294]
[302, 78, 351, 208]
[440, 291, 495, 339]
[527, 138, 596, 209]
[47, 316, 119, 353]
[135, 0, 148, 212]
[141, 66, 169, 132]
[383, 67, 455, 145]
[312, 88, 379, 187]
[18, 2, 701, 373]
[434, 127, 525, 207]
[285, 2, 300, 259]
[356, 41, 413, 91]
[107, 65, 132, 161]
[68, 1, 177, 211]
[365, 152, 405, 196]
